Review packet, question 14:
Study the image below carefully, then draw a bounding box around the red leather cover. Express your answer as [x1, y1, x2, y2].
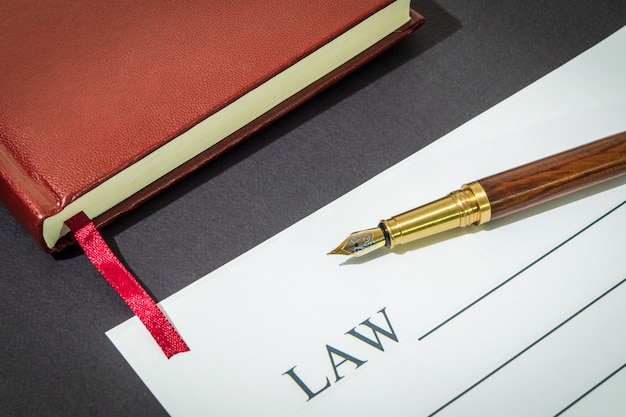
[0, 1, 424, 252]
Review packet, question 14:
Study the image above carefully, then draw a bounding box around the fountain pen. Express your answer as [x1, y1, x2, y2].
[329, 131, 626, 257]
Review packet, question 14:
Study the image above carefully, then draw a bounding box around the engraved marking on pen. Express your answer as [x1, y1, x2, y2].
[554, 362, 626, 416]
[282, 307, 399, 402]
[418, 200, 626, 341]
[351, 230, 374, 254]
[428, 278, 626, 417]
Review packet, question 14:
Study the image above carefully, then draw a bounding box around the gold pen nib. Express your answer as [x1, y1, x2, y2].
[328, 227, 387, 257]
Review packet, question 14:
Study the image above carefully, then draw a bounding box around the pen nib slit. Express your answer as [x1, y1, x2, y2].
[328, 227, 386, 257]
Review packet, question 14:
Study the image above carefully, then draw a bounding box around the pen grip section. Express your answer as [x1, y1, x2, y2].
[479, 131, 626, 220]
[381, 182, 490, 247]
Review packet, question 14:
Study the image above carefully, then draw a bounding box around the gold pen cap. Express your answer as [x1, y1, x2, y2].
[380, 181, 491, 248]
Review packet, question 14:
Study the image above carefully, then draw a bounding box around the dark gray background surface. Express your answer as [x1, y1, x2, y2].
[2, 1, 625, 415]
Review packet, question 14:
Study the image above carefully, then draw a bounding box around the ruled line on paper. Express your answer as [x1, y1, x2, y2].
[427, 278, 625, 417]
[554, 363, 626, 417]
[418, 200, 626, 341]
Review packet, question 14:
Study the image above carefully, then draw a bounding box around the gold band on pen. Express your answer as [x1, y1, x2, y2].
[380, 181, 491, 248]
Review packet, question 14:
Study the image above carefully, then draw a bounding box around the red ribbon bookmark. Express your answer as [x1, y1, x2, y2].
[66, 211, 189, 358]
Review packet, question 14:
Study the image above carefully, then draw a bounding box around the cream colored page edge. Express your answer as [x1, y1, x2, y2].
[42, 0, 411, 248]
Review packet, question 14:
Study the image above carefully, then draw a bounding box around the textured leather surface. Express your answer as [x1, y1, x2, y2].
[0, 0, 422, 252]
[3, 3, 626, 416]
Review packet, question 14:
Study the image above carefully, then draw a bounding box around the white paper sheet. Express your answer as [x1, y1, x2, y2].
[107, 27, 626, 417]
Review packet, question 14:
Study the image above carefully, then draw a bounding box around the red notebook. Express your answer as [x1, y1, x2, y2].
[0, 0, 423, 253]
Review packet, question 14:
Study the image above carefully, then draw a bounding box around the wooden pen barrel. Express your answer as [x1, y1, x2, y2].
[479, 131, 626, 220]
